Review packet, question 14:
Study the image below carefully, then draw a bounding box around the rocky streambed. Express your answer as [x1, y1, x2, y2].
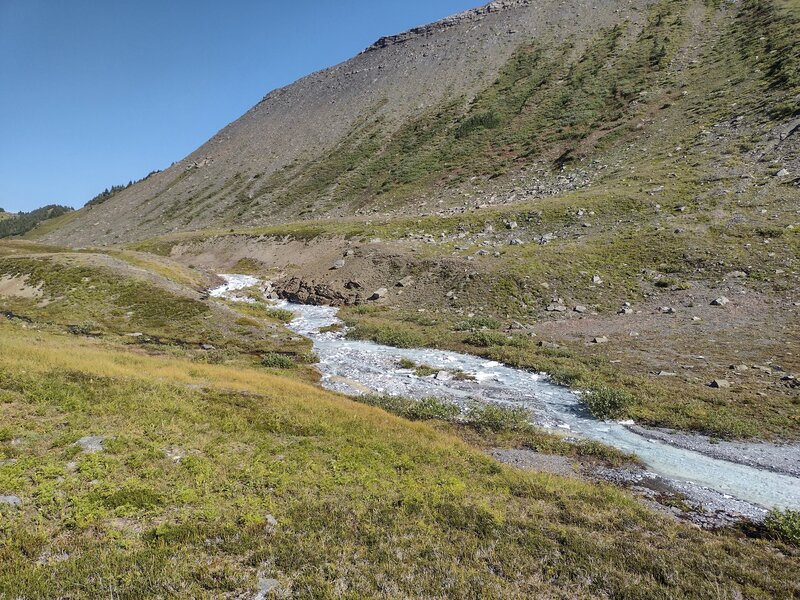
[213, 275, 800, 525]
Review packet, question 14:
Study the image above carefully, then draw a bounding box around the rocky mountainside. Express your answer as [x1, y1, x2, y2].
[40, 0, 799, 247]
[40, 0, 672, 245]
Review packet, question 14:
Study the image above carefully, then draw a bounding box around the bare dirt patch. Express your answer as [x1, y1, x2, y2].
[0, 275, 43, 299]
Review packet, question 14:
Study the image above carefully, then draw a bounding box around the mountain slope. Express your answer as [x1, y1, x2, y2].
[40, 0, 799, 248]
[42, 0, 666, 245]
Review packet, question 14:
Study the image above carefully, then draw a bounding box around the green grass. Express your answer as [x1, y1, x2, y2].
[1, 332, 797, 597]
[0, 245, 313, 365]
[2, 204, 800, 599]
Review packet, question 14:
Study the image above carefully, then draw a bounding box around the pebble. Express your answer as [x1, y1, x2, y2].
[0, 495, 21, 508]
[75, 436, 105, 453]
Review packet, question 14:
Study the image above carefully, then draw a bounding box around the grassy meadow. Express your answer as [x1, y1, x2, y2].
[0, 241, 798, 598]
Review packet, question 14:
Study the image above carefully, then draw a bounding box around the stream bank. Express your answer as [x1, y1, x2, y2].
[213, 275, 800, 525]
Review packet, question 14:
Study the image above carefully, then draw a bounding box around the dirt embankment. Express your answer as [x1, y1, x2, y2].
[168, 234, 477, 309]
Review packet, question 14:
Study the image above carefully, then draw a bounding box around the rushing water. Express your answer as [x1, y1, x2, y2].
[216, 275, 800, 511]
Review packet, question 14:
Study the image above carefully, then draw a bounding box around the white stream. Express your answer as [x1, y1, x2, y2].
[215, 275, 800, 512]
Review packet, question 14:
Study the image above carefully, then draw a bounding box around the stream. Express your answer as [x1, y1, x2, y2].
[213, 275, 800, 514]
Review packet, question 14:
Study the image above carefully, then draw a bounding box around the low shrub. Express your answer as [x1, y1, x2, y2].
[351, 323, 425, 348]
[583, 385, 634, 419]
[464, 330, 510, 348]
[454, 316, 502, 331]
[764, 508, 800, 547]
[405, 397, 461, 421]
[466, 402, 531, 432]
[260, 353, 295, 369]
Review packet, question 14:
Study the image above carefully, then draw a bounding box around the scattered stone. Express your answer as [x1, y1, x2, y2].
[254, 572, 281, 599]
[537, 233, 555, 245]
[592, 275, 603, 284]
[538, 341, 560, 350]
[574, 305, 588, 314]
[776, 168, 790, 177]
[369, 288, 388, 301]
[692, 316, 702, 321]
[506, 221, 518, 230]
[509, 238, 524, 246]
[0, 495, 21, 508]
[435, 371, 453, 381]
[75, 436, 105, 453]
[201, 344, 215, 351]
[344, 280, 362, 290]
[730, 364, 749, 372]
[727, 271, 747, 279]
[396, 276, 415, 288]
[709, 379, 731, 389]
[331, 258, 346, 270]
[546, 303, 567, 312]
[592, 336, 609, 344]
[265, 514, 278, 527]
[711, 296, 729, 306]
[164, 446, 184, 462]
[661, 307, 676, 314]
[657, 371, 677, 377]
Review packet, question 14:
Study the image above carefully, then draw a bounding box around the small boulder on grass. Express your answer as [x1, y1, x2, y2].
[709, 379, 731, 389]
[0, 495, 21, 508]
[75, 436, 105, 453]
[711, 296, 730, 306]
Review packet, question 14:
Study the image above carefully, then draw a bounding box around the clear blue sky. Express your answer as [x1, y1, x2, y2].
[0, 0, 480, 213]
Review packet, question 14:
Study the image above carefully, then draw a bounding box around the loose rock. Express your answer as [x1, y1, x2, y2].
[711, 296, 730, 306]
[396, 276, 415, 288]
[709, 379, 731, 389]
[370, 288, 389, 301]
[75, 436, 105, 453]
[0, 495, 21, 508]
